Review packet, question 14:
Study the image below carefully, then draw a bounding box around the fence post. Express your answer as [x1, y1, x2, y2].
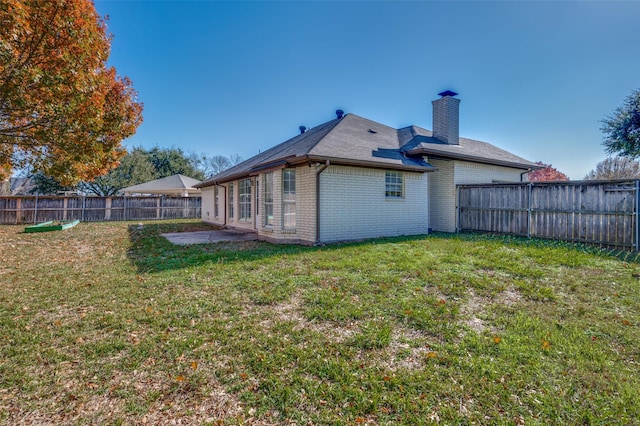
[81, 196, 85, 222]
[15, 198, 21, 224]
[635, 179, 639, 252]
[527, 183, 532, 239]
[34, 195, 38, 224]
[456, 186, 460, 232]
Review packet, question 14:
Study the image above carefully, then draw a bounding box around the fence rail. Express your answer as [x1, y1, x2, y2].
[0, 196, 201, 224]
[457, 180, 638, 251]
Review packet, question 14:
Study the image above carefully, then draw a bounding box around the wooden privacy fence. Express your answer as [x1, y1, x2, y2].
[0, 196, 202, 224]
[457, 180, 639, 251]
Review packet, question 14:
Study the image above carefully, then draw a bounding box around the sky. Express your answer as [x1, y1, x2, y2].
[94, 0, 640, 180]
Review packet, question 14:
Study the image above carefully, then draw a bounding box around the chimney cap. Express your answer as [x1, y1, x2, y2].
[438, 90, 458, 97]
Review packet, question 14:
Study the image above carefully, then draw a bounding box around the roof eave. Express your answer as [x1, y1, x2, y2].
[406, 148, 538, 171]
[301, 155, 436, 173]
[195, 154, 436, 188]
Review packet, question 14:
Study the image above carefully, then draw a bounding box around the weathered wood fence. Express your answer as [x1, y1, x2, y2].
[457, 180, 638, 251]
[0, 196, 202, 224]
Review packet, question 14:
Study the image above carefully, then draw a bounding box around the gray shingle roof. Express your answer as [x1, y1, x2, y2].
[122, 174, 202, 194]
[197, 113, 538, 188]
[400, 125, 539, 169]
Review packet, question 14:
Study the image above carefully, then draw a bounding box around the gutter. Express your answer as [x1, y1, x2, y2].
[197, 154, 435, 188]
[315, 160, 330, 244]
[406, 148, 540, 172]
[292, 155, 435, 173]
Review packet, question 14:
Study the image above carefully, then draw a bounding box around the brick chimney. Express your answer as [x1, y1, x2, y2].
[432, 90, 460, 145]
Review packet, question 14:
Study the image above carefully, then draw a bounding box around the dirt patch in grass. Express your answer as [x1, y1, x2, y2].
[2, 374, 265, 425]
[259, 292, 360, 343]
[460, 287, 523, 335]
[364, 325, 433, 371]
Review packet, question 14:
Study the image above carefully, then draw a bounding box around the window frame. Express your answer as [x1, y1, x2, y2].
[238, 178, 252, 221]
[263, 172, 274, 227]
[282, 169, 296, 230]
[385, 170, 404, 198]
[228, 182, 234, 219]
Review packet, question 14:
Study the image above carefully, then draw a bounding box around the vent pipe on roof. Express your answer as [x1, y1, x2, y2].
[299, 126, 307, 134]
[336, 109, 344, 119]
[432, 90, 460, 145]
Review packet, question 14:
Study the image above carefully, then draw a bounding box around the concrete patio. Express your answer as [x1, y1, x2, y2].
[162, 228, 258, 245]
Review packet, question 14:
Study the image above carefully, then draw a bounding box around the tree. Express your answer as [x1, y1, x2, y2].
[79, 147, 156, 196]
[528, 162, 570, 182]
[29, 171, 75, 195]
[0, 0, 143, 185]
[601, 88, 640, 158]
[29, 148, 243, 195]
[583, 156, 640, 180]
[148, 147, 205, 180]
[189, 152, 243, 179]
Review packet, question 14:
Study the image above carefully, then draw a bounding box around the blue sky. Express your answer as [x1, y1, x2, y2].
[94, 0, 640, 180]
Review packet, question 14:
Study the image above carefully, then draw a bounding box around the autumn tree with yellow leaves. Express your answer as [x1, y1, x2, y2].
[0, 0, 143, 185]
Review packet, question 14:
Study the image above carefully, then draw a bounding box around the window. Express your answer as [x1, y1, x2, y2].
[214, 187, 219, 218]
[239, 179, 251, 221]
[228, 182, 234, 219]
[385, 171, 403, 198]
[263, 172, 273, 226]
[282, 169, 296, 229]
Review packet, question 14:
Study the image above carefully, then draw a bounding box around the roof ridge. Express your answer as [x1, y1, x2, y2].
[196, 117, 343, 186]
[259, 116, 342, 163]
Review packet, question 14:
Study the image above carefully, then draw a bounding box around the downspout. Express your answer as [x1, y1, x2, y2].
[315, 160, 330, 244]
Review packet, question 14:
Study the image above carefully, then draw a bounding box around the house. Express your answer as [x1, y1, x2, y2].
[11, 177, 35, 195]
[195, 91, 539, 245]
[121, 174, 202, 197]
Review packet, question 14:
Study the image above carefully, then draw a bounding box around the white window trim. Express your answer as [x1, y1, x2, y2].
[282, 169, 296, 230]
[263, 172, 274, 227]
[385, 170, 404, 199]
[239, 178, 252, 221]
[228, 182, 234, 220]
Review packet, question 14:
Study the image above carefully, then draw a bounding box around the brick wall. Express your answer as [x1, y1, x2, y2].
[432, 96, 460, 145]
[428, 159, 455, 232]
[454, 161, 525, 185]
[428, 158, 527, 232]
[319, 165, 429, 243]
[256, 166, 317, 244]
[200, 187, 217, 224]
[200, 180, 256, 230]
[201, 160, 527, 240]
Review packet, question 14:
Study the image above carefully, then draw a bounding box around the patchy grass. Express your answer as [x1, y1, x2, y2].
[1, 220, 639, 424]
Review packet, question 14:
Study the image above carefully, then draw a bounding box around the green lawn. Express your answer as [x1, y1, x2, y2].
[1, 220, 639, 425]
